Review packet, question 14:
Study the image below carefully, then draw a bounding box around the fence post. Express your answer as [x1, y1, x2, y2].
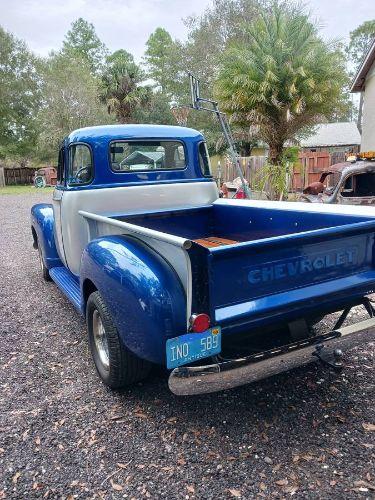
[0, 167, 5, 187]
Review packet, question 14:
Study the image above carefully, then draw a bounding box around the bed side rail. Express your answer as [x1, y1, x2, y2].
[79, 210, 193, 250]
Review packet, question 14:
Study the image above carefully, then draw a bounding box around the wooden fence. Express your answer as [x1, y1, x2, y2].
[292, 152, 330, 190]
[0, 166, 37, 186]
[220, 151, 344, 193]
[218, 156, 267, 188]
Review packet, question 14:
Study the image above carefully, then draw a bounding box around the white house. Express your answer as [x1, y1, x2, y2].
[351, 39, 375, 151]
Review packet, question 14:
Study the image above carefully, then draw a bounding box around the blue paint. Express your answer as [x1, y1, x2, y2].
[215, 272, 375, 323]
[30, 124, 375, 374]
[79, 235, 186, 364]
[206, 219, 375, 325]
[116, 206, 213, 240]
[105, 202, 375, 344]
[211, 203, 371, 243]
[49, 267, 81, 311]
[31, 190, 375, 368]
[57, 124, 212, 190]
[30, 204, 62, 269]
[115, 203, 372, 244]
[247, 248, 357, 284]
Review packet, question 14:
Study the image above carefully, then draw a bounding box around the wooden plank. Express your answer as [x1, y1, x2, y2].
[193, 237, 238, 248]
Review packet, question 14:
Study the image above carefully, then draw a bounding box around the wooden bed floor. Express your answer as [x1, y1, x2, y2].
[193, 236, 238, 248]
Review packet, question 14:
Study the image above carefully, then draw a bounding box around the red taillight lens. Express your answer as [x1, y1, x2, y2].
[190, 313, 211, 333]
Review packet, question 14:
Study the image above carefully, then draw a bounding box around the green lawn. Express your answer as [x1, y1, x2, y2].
[0, 185, 54, 195]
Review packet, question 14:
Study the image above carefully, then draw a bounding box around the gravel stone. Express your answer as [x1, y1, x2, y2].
[0, 191, 374, 499]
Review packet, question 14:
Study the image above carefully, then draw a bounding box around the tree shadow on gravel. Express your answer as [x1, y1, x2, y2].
[113, 357, 367, 453]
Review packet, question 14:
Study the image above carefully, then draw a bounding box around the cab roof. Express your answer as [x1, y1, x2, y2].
[67, 124, 203, 144]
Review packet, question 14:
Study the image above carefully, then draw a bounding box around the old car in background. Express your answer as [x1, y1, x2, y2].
[34, 167, 57, 188]
[301, 154, 375, 205]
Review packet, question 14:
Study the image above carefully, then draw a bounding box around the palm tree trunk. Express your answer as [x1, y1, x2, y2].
[269, 142, 284, 165]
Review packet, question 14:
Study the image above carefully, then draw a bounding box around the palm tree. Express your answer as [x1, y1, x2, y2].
[215, 3, 348, 165]
[101, 50, 151, 123]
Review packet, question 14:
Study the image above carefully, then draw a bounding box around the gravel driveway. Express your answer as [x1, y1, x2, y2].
[0, 192, 374, 499]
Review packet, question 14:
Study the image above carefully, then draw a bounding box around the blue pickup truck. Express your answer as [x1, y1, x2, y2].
[31, 124, 375, 395]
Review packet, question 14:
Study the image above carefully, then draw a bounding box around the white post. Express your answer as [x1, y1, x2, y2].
[0, 167, 5, 188]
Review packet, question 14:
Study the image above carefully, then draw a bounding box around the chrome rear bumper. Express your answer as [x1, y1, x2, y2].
[168, 317, 375, 396]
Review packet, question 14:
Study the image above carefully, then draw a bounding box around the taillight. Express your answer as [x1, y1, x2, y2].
[189, 313, 210, 333]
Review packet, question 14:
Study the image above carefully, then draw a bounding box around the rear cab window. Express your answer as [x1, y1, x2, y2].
[110, 141, 186, 172]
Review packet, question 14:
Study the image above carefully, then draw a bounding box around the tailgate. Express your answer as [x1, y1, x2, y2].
[207, 222, 375, 324]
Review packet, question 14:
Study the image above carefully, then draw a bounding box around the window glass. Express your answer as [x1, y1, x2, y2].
[57, 146, 65, 185]
[68, 144, 93, 185]
[110, 141, 186, 172]
[198, 142, 212, 176]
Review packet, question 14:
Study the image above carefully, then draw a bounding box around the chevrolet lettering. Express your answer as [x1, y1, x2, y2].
[248, 248, 358, 284]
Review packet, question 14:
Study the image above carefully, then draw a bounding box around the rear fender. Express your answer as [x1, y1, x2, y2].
[31, 204, 61, 269]
[80, 235, 186, 365]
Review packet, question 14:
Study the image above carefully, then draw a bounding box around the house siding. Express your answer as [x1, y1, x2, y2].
[361, 59, 375, 151]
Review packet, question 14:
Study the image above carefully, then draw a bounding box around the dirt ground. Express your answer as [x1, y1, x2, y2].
[0, 192, 374, 499]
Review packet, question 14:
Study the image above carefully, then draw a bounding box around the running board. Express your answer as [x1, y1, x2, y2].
[49, 267, 82, 312]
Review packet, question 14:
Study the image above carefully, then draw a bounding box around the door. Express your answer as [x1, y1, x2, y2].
[52, 145, 67, 266]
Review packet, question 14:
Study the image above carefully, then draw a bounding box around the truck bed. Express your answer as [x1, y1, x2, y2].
[114, 201, 373, 244]
[112, 200, 375, 332]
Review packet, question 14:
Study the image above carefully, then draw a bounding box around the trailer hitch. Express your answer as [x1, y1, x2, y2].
[312, 343, 344, 371]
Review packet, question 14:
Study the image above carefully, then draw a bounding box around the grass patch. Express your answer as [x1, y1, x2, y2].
[0, 185, 54, 195]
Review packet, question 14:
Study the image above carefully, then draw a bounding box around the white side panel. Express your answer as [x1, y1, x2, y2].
[52, 189, 67, 266]
[361, 59, 375, 151]
[61, 181, 218, 276]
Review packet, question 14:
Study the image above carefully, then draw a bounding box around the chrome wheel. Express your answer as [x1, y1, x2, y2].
[92, 309, 110, 370]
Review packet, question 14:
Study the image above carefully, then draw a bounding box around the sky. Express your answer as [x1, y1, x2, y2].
[0, 0, 374, 61]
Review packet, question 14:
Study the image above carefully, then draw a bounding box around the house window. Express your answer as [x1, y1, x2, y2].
[109, 141, 187, 172]
[68, 144, 93, 185]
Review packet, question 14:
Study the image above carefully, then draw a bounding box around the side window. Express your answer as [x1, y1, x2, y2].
[57, 146, 65, 185]
[198, 142, 212, 177]
[68, 144, 93, 185]
[341, 173, 375, 198]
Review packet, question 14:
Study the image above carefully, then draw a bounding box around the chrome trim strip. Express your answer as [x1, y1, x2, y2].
[168, 317, 375, 395]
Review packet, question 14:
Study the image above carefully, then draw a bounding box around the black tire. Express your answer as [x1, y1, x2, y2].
[86, 291, 151, 388]
[37, 240, 51, 281]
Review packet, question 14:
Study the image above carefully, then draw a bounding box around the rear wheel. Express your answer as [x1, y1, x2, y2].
[86, 291, 151, 388]
[37, 240, 51, 281]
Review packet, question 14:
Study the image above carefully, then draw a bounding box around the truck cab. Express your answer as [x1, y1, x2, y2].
[51, 125, 217, 275]
[31, 125, 375, 395]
